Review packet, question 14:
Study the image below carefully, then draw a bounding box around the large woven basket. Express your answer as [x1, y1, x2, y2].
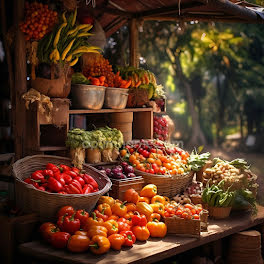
[13, 155, 112, 221]
[135, 169, 194, 198]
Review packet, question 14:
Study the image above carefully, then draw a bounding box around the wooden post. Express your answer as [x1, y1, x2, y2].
[129, 18, 139, 67]
[13, 0, 27, 160]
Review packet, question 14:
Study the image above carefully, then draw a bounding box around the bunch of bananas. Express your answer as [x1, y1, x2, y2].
[202, 180, 235, 207]
[37, 9, 99, 66]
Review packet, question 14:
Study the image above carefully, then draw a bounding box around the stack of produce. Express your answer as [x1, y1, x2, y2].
[23, 162, 99, 194]
[37, 9, 99, 66]
[96, 162, 137, 180]
[120, 139, 191, 175]
[20, 2, 58, 41]
[39, 184, 169, 254]
[82, 53, 131, 88]
[153, 115, 169, 141]
[66, 127, 123, 167]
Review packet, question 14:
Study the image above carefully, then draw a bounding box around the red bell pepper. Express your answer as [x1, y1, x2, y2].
[47, 177, 63, 193]
[83, 174, 98, 189]
[82, 184, 93, 194]
[131, 212, 147, 226]
[38, 186, 46, 191]
[29, 179, 40, 189]
[57, 215, 65, 230]
[59, 164, 71, 172]
[117, 218, 131, 232]
[62, 214, 80, 234]
[71, 167, 80, 174]
[65, 170, 78, 178]
[65, 179, 83, 194]
[119, 231, 136, 246]
[74, 176, 85, 187]
[31, 171, 45, 183]
[46, 163, 60, 173]
[58, 191, 67, 194]
[54, 172, 65, 186]
[61, 173, 72, 184]
[24, 178, 32, 184]
[94, 209, 108, 221]
[43, 169, 54, 177]
[74, 209, 89, 228]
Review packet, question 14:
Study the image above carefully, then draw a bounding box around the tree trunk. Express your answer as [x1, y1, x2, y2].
[174, 55, 207, 148]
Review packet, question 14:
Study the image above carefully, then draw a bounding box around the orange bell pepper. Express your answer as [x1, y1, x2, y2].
[124, 211, 134, 222]
[138, 196, 150, 204]
[108, 214, 119, 221]
[67, 234, 90, 253]
[111, 202, 127, 217]
[108, 234, 125, 250]
[131, 226, 150, 241]
[146, 220, 167, 238]
[97, 196, 115, 207]
[74, 231, 88, 236]
[150, 203, 165, 216]
[84, 212, 104, 230]
[89, 235, 110, 255]
[136, 202, 153, 220]
[124, 188, 139, 204]
[103, 219, 119, 235]
[86, 225, 108, 238]
[126, 203, 137, 212]
[97, 203, 112, 217]
[149, 213, 161, 222]
[151, 195, 166, 205]
[140, 184, 157, 198]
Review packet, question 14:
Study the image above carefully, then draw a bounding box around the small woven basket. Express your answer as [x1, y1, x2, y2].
[208, 206, 231, 219]
[135, 170, 194, 198]
[13, 155, 112, 221]
[164, 209, 208, 238]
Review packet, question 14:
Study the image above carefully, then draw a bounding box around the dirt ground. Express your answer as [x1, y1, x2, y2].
[203, 145, 264, 205]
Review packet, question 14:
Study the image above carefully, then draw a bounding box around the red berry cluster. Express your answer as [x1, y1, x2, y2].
[153, 115, 169, 141]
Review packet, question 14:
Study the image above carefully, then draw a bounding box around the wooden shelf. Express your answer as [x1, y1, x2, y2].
[69, 107, 153, 114]
[39, 146, 67, 152]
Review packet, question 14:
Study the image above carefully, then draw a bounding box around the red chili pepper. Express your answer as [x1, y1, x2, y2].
[43, 169, 54, 177]
[62, 214, 80, 235]
[31, 171, 45, 183]
[120, 231, 136, 246]
[65, 179, 83, 194]
[30, 179, 40, 189]
[83, 174, 98, 190]
[131, 212, 147, 226]
[74, 176, 85, 187]
[47, 177, 63, 193]
[59, 164, 71, 172]
[82, 184, 93, 194]
[61, 173, 72, 184]
[65, 171, 78, 178]
[46, 163, 60, 173]
[71, 167, 80, 174]
[38, 186, 46, 191]
[94, 209, 108, 221]
[54, 172, 66, 186]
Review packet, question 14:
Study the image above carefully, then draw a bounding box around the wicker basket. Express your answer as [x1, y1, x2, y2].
[135, 170, 194, 198]
[190, 195, 203, 205]
[164, 209, 208, 238]
[208, 206, 231, 219]
[13, 155, 112, 221]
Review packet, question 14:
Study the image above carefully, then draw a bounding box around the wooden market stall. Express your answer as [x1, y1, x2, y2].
[1, 0, 264, 264]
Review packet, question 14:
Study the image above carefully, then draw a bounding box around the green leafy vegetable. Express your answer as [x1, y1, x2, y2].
[187, 148, 211, 171]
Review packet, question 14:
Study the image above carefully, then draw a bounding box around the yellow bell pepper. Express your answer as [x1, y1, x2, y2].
[136, 202, 153, 220]
[140, 184, 157, 198]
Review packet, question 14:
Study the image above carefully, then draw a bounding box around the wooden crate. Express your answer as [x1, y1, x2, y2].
[109, 177, 144, 201]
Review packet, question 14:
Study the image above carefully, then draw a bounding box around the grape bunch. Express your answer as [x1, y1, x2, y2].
[153, 115, 169, 141]
[20, 2, 58, 41]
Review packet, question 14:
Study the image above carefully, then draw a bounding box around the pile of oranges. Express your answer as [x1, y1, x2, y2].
[20, 2, 58, 41]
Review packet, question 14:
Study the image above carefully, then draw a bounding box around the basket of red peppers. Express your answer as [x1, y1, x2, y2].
[13, 155, 111, 221]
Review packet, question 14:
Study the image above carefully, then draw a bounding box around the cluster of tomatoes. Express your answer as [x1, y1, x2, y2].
[20, 2, 58, 41]
[23, 163, 99, 194]
[120, 140, 190, 175]
[39, 184, 168, 254]
[153, 115, 169, 141]
[164, 202, 203, 220]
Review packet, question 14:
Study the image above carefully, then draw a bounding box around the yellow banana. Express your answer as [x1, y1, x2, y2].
[69, 57, 78, 66]
[61, 39, 75, 60]
[53, 23, 67, 48]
